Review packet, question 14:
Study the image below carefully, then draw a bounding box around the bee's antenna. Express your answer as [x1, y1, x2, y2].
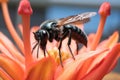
[31, 42, 38, 54]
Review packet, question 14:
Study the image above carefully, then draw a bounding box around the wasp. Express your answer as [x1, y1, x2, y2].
[32, 12, 96, 67]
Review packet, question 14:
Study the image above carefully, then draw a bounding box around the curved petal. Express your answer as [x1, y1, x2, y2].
[0, 42, 13, 59]
[0, 68, 13, 80]
[55, 49, 108, 80]
[76, 49, 109, 79]
[97, 31, 119, 49]
[81, 31, 119, 73]
[81, 44, 120, 80]
[0, 54, 25, 80]
[77, 31, 119, 79]
[0, 43, 24, 68]
[26, 56, 57, 80]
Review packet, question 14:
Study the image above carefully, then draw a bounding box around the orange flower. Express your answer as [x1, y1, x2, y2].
[0, 0, 120, 80]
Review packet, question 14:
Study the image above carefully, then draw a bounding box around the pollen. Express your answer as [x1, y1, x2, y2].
[47, 47, 71, 65]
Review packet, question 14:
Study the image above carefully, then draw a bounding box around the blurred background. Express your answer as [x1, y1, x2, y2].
[0, 0, 120, 73]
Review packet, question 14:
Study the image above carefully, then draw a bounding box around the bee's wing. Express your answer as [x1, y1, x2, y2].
[57, 12, 96, 27]
[57, 15, 74, 27]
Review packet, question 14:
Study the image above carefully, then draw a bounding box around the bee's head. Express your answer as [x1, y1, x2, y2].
[33, 30, 49, 42]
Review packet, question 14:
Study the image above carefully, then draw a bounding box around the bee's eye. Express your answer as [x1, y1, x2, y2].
[42, 30, 48, 36]
[42, 30, 46, 34]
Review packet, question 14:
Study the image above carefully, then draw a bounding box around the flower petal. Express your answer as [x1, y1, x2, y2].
[0, 43, 24, 68]
[55, 49, 108, 80]
[80, 31, 119, 76]
[26, 56, 57, 80]
[0, 68, 13, 80]
[0, 42, 13, 59]
[0, 54, 25, 80]
[81, 44, 120, 80]
[76, 49, 109, 79]
[97, 31, 119, 49]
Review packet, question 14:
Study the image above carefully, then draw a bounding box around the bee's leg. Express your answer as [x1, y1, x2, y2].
[67, 30, 75, 60]
[37, 40, 46, 58]
[40, 39, 47, 57]
[76, 42, 79, 55]
[58, 31, 68, 67]
[41, 45, 47, 57]
[43, 48, 46, 57]
[37, 40, 40, 58]
[58, 38, 63, 67]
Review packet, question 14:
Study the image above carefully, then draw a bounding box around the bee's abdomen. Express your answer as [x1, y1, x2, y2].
[63, 25, 88, 46]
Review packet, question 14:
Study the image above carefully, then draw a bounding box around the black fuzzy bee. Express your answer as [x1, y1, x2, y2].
[32, 12, 96, 67]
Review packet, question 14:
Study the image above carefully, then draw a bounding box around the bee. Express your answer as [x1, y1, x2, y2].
[32, 12, 96, 67]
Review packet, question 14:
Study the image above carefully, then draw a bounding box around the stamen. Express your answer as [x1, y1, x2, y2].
[1, 2, 24, 54]
[90, 2, 111, 50]
[18, 0, 33, 67]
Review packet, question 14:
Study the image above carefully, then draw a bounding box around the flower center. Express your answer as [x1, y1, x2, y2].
[48, 48, 71, 65]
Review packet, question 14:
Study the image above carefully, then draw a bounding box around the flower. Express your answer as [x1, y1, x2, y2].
[0, 0, 120, 80]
